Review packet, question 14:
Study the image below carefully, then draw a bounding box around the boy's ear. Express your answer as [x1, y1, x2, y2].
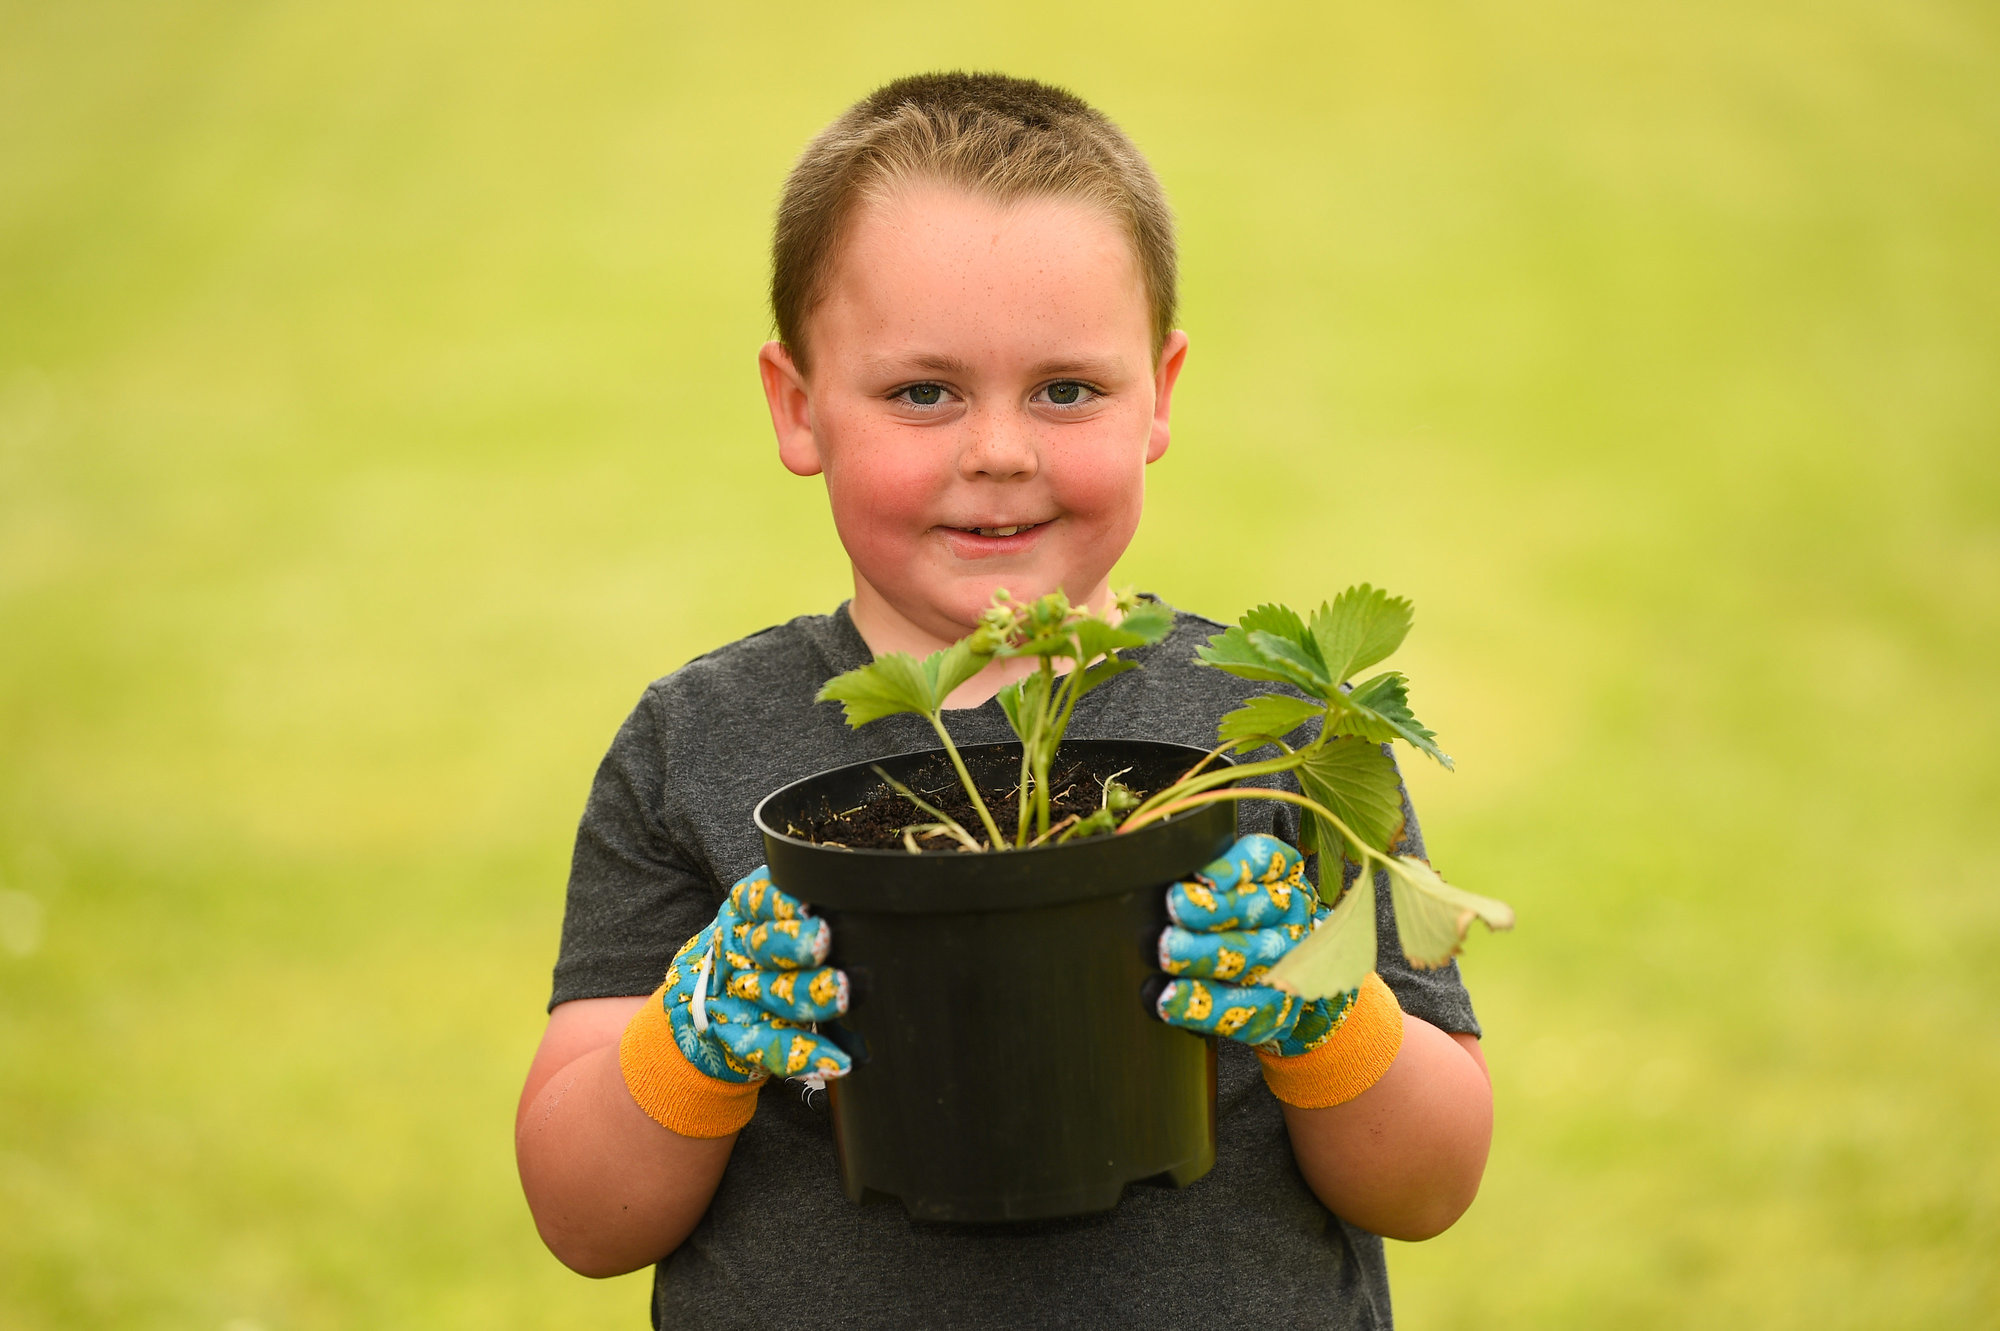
[1146, 330, 1190, 465]
[759, 340, 822, 477]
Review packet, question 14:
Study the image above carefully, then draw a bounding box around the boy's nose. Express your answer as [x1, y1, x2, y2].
[957, 410, 1041, 481]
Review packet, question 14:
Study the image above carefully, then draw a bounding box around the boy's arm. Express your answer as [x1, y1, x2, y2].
[515, 996, 736, 1277]
[1278, 1021, 1492, 1241]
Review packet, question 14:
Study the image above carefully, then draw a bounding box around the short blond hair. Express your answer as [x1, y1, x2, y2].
[772, 72, 1177, 372]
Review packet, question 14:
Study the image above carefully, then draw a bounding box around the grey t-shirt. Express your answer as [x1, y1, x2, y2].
[553, 604, 1480, 1330]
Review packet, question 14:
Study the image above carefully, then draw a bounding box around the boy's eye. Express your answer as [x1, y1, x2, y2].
[1040, 381, 1097, 407]
[899, 383, 947, 407]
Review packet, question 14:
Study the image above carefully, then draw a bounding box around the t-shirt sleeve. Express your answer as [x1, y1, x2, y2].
[549, 686, 721, 1009]
[1367, 778, 1483, 1037]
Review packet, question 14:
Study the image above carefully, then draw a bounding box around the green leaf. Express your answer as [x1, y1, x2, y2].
[1295, 807, 1321, 858]
[1385, 856, 1515, 969]
[1239, 603, 1310, 650]
[1068, 623, 1133, 660]
[999, 631, 1076, 659]
[1295, 736, 1405, 855]
[1308, 585, 1413, 684]
[1117, 600, 1176, 643]
[1246, 630, 1334, 696]
[993, 670, 1050, 742]
[1074, 655, 1139, 695]
[927, 638, 994, 703]
[1266, 873, 1377, 999]
[816, 654, 937, 727]
[1072, 605, 1174, 661]
[1195, 626, 1305, 686]
[993, 678, 1024, 736]
[1336, 672, 1453, 769]
[1215, 694, 1324, 753]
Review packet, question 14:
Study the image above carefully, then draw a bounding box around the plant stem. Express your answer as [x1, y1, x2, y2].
[1015, 735, 1033, 848]
[921, 717, 1007, 849]
[1164, 742, 1235, 791]
[1035, 658, 1058, 839]
[1125, 751, 1312, 821]
[1114, 786, 1393, 881]
[869, 765, 984, 852]
[903, 822, 982, 854]
[1027, 813, 1081, 848]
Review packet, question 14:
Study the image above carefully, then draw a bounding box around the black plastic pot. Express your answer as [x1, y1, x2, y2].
[754, 739, 1236, 1223]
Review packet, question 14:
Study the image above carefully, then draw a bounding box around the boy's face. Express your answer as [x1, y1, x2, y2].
[760, 184, 1188, 650]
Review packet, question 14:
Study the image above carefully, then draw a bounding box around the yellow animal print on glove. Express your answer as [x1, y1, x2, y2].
[1235, 847, 1302, 916]
[1215, 1005, 1258, 1037]
[808, 969, 840, 1006]
[725, 971, 761, 1001]
[1213, 946, 1246, 980]
[1259, 842, 1306, 886]
[1263, 878, 1293, 913]
[770, 971, 797, 1005]
[761, 918, 804, 944]
[1157, 978, 1301, 1046]
[1167, 836, 1309, 933]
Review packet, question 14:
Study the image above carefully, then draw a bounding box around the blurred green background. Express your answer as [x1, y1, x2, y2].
[3, 1, 1995, 1326]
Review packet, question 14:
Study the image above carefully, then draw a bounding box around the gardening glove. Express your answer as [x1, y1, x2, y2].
[1154, 833, 1406, 1109]
[619, 866, 852, 1139]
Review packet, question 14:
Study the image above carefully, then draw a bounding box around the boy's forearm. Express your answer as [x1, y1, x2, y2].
[516, 997, 735, 1276]
[1279, 1017, 1492, 1241]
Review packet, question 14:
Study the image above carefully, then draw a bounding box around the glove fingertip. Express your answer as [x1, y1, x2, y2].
[810, 1039, 853, 1079]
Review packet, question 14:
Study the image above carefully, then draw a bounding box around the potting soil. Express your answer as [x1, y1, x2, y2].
[785, 753, 1147, 849]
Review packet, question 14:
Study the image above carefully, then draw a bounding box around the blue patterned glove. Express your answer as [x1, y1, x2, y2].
[621, 867, 852, 1138]
[1153, 833, 1360, 1054]
[663, 865, 853, 1083]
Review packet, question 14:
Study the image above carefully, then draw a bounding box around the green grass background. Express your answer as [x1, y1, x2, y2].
[3, 1, 1995, 1326]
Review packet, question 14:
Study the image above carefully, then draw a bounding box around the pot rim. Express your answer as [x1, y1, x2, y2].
[754, 739, 1239, 913]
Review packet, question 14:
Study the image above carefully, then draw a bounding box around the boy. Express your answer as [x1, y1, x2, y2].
[516, 72, 1492, 1328]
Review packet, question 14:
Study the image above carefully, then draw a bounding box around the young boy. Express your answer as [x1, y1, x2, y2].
[516, 72, 1492, 1328]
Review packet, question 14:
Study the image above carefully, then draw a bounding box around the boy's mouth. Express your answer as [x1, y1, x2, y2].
[950, 521, 1047, 539]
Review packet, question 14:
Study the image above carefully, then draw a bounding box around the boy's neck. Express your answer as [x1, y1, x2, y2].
[846, 574, 1117, 710]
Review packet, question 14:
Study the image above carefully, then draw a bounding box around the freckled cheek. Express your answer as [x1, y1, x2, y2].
[1047, 447, 1147, 530]
[823, 451, 949, 549]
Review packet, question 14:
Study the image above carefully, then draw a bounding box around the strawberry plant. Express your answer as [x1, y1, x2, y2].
[815, 584, 1512, 997]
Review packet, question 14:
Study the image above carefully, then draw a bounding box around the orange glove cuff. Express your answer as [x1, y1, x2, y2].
[618, 984, 763, 1139]
[1257, 972, 1405, 1109]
